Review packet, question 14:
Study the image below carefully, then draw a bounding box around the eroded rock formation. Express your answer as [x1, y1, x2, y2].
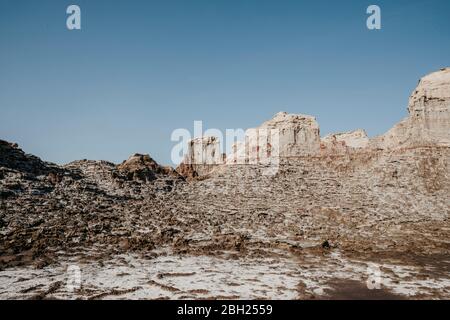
[0, 68, 449, 297]
[118, 153, 180, 182]
[179, 68, 450, 179]
[176, 136, 224, 179]
[256, 112, 321, 156]
[321, 129, 369, 152]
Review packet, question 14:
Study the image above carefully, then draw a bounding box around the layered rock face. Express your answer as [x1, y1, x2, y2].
[371, 68, 450, 149]
[0, 140, 62, 177]
[164, 65, 450, 258]
[176, 136, 223, 178]
[179, 112, 321, 177]
[321, 129, 369, 152]
[186, 136, 223, 166]
[118, 153, 180, 182]
[0, 140, 67, 199]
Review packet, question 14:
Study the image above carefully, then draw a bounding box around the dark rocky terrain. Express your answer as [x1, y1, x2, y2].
[0, 142, 187, 268]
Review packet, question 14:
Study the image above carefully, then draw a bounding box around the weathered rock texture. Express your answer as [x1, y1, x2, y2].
[257, 112, 321, 156]
[371, 68, 450, 149]
[118, 153, 180, 182]
[176, 136, 223, 179]
[321, 129, 369, 152]
[225, 112, 319, 165]
[181, 68, 450, 178]
[0, 68, 449, 300]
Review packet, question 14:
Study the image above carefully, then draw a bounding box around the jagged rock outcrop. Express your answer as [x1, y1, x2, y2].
[225, 112, 320, 166]
[0, 140, 62, 177]
[0, 143, 184, 268]
[178, 112, 321, 177]
[184, 68, 450, 176]
[118, 153, 180, 182]
[370, 67, 450, 149]
[0, 140, 67, 200]
[254, 111, 321, 157]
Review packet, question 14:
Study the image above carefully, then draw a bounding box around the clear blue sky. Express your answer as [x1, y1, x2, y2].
[1, 0, 449, 165]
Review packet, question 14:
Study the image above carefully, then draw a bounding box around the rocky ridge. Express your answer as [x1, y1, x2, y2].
[0, 68, 449, 283]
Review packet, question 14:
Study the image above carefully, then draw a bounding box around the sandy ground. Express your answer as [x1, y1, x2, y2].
[1, 249, 449, 300]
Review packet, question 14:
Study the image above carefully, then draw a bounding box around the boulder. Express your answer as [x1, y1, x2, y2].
[258, 112, 321, 157]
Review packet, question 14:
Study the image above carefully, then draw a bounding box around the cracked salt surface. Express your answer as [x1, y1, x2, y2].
[0, 250, 448, 299]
